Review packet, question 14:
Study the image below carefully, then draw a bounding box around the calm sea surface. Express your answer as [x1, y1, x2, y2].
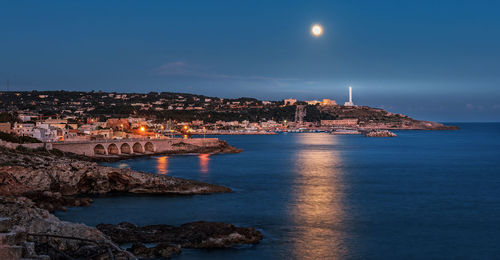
[56, 123, 500, 259]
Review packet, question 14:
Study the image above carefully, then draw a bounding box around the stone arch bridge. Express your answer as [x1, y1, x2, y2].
[51, 138, 220, 157]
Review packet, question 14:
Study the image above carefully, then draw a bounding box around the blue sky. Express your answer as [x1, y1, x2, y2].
[1, 0, 499, 121]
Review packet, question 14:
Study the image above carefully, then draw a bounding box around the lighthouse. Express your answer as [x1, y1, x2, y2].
[344, 86, 355, 106]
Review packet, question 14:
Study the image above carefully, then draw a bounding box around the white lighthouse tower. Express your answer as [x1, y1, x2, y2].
[344, 86, 355, 106]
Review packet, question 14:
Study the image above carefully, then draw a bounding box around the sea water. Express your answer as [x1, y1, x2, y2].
[56, 123, 500, 259]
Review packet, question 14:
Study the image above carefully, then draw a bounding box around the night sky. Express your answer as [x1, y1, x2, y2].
[1, 0, 499, 121]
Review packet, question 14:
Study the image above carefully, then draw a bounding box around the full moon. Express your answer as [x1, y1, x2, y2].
[311, 24, 323, 37]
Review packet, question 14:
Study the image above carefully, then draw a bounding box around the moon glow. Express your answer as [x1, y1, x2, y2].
[311, 24, 323, 37]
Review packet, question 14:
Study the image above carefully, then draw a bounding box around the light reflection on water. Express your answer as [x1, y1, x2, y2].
[117, 162, 129, 169]
[199, 154, 210, 173]
[291, 133, 347, 259]
[154, 154, 210, 175]
[156, 156, 168, 174]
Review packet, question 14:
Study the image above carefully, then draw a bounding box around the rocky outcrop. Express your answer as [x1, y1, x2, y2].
[0, 147, 231, 211]
[0, 162, 230, 197]
[97, 221, 263, 248]
[167, 140, 242, 155]
[365, 130, 397, 137]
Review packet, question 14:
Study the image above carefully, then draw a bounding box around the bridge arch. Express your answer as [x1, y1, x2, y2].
[145, 142, 155, 152]
[133, 142, 144, 153]
[120, 143, 131, 154]
[107, 143, 120, 155]
[94, 144, 106, 155]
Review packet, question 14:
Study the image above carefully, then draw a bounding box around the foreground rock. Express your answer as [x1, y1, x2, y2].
[0, 196, 136, 259]
[97, 221, 263, 248]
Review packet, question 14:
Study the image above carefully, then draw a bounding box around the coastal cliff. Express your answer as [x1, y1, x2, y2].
[0, 147, 262, 259]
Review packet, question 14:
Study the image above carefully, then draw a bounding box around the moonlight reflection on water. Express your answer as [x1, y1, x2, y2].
[291, 134, 348, 259]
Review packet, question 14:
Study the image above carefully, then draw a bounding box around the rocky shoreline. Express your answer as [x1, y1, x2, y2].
[0, 146, 262, 259]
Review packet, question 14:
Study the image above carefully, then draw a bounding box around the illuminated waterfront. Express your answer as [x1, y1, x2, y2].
[56, 123, 500, 259]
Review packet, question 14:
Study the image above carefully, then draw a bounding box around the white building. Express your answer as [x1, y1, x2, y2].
[33, 127, 59, 142]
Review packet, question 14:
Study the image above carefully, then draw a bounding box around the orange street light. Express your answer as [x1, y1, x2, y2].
[140, 126, 145, 132]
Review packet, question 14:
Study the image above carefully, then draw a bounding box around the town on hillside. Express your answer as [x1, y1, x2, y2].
[0, 88, 449, 143]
